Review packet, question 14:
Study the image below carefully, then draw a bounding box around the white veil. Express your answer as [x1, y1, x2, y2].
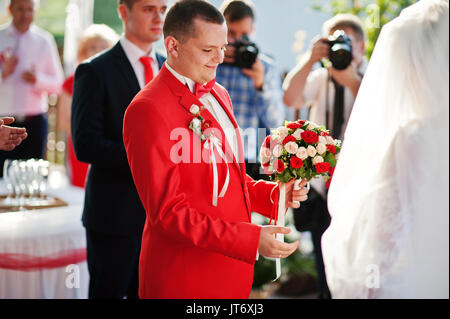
[322, 0, 449, 298]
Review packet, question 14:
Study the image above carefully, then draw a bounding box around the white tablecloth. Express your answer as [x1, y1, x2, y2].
[0, 181, 88, 299]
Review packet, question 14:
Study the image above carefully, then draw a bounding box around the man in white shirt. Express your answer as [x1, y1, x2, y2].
[0, 0, 64, 174]
[282, 13, 368, 299]
[71, 0, 168, 299]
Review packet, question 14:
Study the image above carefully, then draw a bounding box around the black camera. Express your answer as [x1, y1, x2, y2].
[324, 30, 353, 70]
[225, 35, 259, 69]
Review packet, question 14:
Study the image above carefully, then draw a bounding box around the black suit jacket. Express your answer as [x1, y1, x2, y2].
[71, 42, 165, 236]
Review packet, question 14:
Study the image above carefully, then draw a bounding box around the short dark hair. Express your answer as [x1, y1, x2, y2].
[118, 0, 139, 9]
[163, 0, 225, 42]
[220, 0, 254, 23]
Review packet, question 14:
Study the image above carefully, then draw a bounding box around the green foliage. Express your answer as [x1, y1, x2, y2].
[93, 0, 122, 35]
[310, 0, 418, 58]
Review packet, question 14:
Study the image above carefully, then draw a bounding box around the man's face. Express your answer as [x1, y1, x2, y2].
[174, 19, 228, 84]
[329, 27, 365, 66]
[225, 16, 254, 44]
[9, 0, 35, 33]
[120, 0, 168, 44]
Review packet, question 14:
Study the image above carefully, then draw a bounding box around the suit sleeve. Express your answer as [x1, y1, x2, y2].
[123, 100, 261, 265]
[246, 175, 279, 219]
[71, 62, 129, 171]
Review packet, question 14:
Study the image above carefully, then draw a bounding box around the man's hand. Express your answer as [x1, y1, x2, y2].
[258, 226, 299, 259]
[242, 58, 265, 90]
[307, 36, 330, 65]
[328, 62, 362, 97]
[22, 70, 37, 84]
[284, 178, 309, 209]
[1, 54, 18, 80]
[0, 117, 28, 151]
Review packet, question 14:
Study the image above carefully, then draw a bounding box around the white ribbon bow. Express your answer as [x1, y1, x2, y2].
[204, 135, 230, 207]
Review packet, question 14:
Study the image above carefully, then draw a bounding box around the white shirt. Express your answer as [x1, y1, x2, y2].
[0, 23, 64, 117]
[120, 36, 159, 89]
[303, 59, 368, 141]
[165, 62, 240, 163]
[304, 60, 367, 198]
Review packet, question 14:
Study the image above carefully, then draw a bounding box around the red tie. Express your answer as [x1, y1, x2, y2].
[139, 56, 154, 85]
[193, 79, 215, 98]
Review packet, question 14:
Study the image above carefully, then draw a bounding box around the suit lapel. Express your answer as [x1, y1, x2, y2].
[112, 42, 141, 95]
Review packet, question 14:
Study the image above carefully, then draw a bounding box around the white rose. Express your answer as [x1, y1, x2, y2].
[190, 118, 202, 135]
[316, 143, 326, 155]
[292, 129, 304, 140]
[296, 147, 308, 160]
[277, 126, 289, 139]
[260, 147, 271, 163]
[307, 122, 318, 130]
[307, 145, 317, 157]
[190, 104, 200, 114]
[284, 141, 299, 154]
[312, 155, 324, 165]
[272, 144, 284, 158]
[318, 136, 327, 145]
[326, 135, 334, 144]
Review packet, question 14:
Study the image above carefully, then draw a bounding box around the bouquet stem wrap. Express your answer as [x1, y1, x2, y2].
[274, 182, 286, 281]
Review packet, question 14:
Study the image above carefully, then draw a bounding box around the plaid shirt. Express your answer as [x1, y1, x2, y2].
[215, 54, 285, 163]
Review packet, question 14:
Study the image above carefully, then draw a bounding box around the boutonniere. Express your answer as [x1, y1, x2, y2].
[188, 104, 212, 141]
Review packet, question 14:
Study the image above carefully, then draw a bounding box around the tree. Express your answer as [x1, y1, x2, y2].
[310, 0, 417, 58]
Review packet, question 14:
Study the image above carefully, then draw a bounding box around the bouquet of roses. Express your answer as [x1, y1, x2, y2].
[260, 119, 341, 188]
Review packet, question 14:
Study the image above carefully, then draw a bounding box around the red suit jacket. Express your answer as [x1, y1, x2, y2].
[123, 64, 279, 298]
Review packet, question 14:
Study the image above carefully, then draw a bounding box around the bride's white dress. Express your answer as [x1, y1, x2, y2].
[322, 0, 449, 298]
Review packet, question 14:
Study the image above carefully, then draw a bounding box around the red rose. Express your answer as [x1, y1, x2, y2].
[263, 135, 272, 149]
[282, 135, 297, 145]
[262, 160, 270, 168]
[329, 166, 335, 176]
[326, 144, 336, 155]
[275, 160, 285, 173]
[315, 162, 330, 173]
[263, 166, 273, 175]
[301, 130, 319, 144]
[290, 156, 304, 169]
[325, 178, 332, 188]
[320, 131, 330, 136]
[287, 122, 302, 130]
[297, 120, 306, 126]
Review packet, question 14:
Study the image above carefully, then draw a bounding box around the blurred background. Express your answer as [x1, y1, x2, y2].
[0, 0, 417, 299]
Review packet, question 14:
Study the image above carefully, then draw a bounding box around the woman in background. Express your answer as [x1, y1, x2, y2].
[57, 24, 118, 187]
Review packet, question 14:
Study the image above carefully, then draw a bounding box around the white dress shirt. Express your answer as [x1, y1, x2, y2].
[165, 62, 240, 163]
[120, 36, 159, 90]
[0, 23, 64, 117]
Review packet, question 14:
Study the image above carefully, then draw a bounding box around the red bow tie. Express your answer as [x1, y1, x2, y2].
[193, 79, 215, 98]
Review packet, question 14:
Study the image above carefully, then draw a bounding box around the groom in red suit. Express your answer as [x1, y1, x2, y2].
[123, 0, 308, 298]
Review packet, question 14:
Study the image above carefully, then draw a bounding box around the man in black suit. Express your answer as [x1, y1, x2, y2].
[71, 0, 168, 299]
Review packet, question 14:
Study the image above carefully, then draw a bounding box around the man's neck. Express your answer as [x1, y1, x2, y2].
[12, 21, 30, 34]
[124, 33, 153, 55]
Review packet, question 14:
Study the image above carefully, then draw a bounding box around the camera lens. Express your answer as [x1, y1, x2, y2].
[329, 42, 353, 70]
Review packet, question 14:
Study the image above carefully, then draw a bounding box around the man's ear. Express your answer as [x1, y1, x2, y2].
[118, 4, 128, 23]
[165, 36, 180, 58]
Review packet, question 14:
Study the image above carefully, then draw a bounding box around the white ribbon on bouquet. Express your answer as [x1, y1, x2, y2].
[204, 135, 230, 207]
[274, 179, 304, 281]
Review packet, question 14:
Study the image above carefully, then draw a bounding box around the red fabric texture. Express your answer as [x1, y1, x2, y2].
[62, 75, 89, 188]
[123, 65, 279, 298]
[0, 248, 87, 271]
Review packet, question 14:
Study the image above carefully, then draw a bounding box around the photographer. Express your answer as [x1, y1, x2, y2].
[282, 14, 368, 299]
[216, 0, 285, 179]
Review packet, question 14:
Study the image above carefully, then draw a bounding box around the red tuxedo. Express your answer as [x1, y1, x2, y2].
[123, 64, 279, 298]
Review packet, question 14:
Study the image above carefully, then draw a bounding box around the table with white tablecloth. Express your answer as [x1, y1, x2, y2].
[0, 181, 88, 299]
